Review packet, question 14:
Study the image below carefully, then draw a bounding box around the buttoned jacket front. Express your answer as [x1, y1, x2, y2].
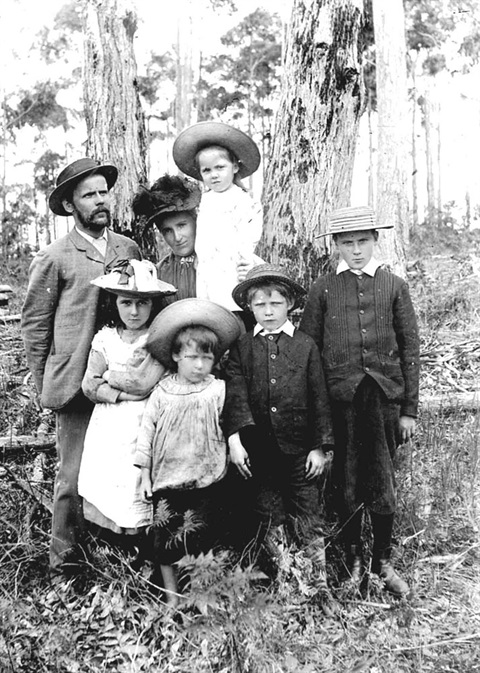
[224, 329, 334, 454]
[299, 268, 420, 417]
[21, 228, 141, 409]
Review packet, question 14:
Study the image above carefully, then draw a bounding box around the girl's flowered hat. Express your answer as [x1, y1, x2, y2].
[91, 259, 177, 299]
[147, 298, 241, 368]
[173, 121, 261, 180]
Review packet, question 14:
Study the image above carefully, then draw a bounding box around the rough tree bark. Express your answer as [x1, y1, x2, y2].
[259, 0, 365, 288]
[83, 0, 148, 232]
[372, 0, 409, 273]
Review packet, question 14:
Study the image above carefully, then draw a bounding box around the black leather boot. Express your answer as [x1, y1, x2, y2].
[370, 512, 409, 597]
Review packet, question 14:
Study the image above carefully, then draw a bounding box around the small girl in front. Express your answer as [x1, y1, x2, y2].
[172, 121, 263, 313]
[78, 260, 176, 544]
[134, 298, 240, 607]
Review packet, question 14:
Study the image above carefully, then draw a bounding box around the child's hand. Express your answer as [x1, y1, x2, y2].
[228, 432, 252, 479]
[399, 415, 416, 444]
[305, 449, 328, 480]
[236, 254, 255, 282]
[140, 468, 153, 501]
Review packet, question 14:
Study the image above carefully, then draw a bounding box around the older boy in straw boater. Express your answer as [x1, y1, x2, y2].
[134, 299, 241, 606]
[172, 121, 263, 316]
[300, 206, 420, 597]
[223, 264, 337, 615]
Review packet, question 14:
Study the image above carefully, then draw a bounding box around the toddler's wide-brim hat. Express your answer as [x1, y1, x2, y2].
[91, 259, 177, 298]
[49, 158, 118, 217]
[147, 298, 241, 368]
[173, 121, 261, 180]
[232, 263, 306, 311]
[316, 205, 394, 237]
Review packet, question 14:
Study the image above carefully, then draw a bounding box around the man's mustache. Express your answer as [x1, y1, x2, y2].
[92, 207, 110, 216]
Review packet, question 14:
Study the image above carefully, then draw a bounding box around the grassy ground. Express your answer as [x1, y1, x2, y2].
[1, 232, 479, 672]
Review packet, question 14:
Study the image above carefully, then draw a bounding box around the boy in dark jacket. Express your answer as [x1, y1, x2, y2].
[224, 264, 335, 613]
[300, 206, 420, 597]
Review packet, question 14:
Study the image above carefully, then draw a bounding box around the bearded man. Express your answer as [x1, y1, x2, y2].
[21, 158, 141, 582]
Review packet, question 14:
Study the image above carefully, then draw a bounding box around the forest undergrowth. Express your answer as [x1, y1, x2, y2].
[0, 227, 479, 672]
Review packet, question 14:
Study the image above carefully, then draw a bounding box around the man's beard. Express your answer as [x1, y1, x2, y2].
[75, 206, 111, 231]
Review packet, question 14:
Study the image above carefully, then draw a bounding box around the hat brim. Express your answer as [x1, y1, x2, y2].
[316, 223, 394, 238]
[147, 298, 241, 368]
[232, 274, 306, 311]
[173, 122, 261, 180]
[91, 276, 177, 299]
[49, 164, 118, 216]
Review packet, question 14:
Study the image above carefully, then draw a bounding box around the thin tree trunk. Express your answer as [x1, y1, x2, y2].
[83, 0, 148, 232]
[372, 0, 409, 274]
[175, 0, 194, 133]
[260, 0, 365, 287]
[410, 53, 419, 230]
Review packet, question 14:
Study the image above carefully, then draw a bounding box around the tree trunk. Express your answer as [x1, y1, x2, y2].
[372, 0, 409, 274]
[83, 0, 148, 233]
[410, 53, 419, 231]
[259, 0, 365, 288]
[419, 82, 436, 226]
[175, 0, 195, 133]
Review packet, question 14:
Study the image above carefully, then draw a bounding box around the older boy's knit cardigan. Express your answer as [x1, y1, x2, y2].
[299, 268, 420, 418]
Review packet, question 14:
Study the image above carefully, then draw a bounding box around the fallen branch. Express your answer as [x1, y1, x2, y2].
[0, 433, 55, 453]
[3, 464, 53, 514]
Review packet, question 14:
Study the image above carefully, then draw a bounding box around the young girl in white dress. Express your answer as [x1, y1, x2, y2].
[134, 298, 241, 606]
[173, 121, 263, 313]
[78, 259, 176, 539]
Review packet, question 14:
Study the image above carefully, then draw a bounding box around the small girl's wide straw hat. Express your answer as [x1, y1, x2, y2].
[147, 298, 241, 369]
[173, 121, 261, 181]
[91, 259, 177, 298]
[316, 205, 394, 237]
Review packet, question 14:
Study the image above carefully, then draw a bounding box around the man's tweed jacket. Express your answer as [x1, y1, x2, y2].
[21, 228, 141, 409]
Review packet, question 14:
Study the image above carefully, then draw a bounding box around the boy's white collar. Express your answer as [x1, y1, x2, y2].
[253, 319, 295, 337]
[337, 257, 381, 276]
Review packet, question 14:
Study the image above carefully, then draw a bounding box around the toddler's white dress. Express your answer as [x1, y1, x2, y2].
[195, 184, 263, 311]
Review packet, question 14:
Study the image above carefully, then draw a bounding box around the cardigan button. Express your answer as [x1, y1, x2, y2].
[271, 354, 276, 359]
[271, 406, 277, 413]
[271, 378, 276, 384]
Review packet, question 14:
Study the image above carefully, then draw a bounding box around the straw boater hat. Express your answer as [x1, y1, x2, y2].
[49, 158, 118, 217]
[232, 263, 306, 311]
[147, 298, 241, 369]
[316, 205, 394, 237]
[91, 259, 177, 299]
[173, 121, 261, 181]
[132, 174, 202, 226]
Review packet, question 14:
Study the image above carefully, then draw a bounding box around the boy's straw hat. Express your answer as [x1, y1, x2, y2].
[49, 158, 118, 217]
[232, 263, 306, 311]
[147, 298, 241, 368]
[91, 259, 177, 299]
[316, 205, 394, 237]
[173, 121, 261, 180]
